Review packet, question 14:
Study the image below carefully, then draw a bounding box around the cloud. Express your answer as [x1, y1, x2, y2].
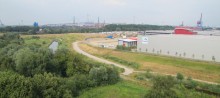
[104, 0, 126, 6]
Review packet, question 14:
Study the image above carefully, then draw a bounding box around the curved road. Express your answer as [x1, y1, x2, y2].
[72, 42, 134, 75]
[73, 41, 219, 85]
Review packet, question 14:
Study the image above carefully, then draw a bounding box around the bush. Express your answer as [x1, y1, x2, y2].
[184, 80, 198, 89]
[145, 76, 178, 98]
[89, 65, 120, 86]
[145, 69, 154, 79]
[176, 73, 184, 80]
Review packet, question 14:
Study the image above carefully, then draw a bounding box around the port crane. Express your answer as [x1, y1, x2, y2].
[197, 13, 203, 27]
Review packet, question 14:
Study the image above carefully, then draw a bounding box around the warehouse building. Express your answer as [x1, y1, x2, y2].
[137, 34, 220, 62]
[118, 39, 137, 47]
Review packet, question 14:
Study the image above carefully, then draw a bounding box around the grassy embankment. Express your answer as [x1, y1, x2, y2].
[78, 79, 218, 98]
[78, 80, 148, 98]
[79, 43, 220, 83]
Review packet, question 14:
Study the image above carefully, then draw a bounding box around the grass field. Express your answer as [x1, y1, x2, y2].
[21, 33, 106, 50]
[79, 43, 220, 83]
[78, 79, 217, 98]
[78, 80, 148, 98]
[22, 33, 85, 50]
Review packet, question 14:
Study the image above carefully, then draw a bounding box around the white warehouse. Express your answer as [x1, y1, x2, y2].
[137, 34, 220, 62]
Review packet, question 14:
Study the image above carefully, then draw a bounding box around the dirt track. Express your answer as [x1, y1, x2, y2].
[72, 42, 133, 75]
[73, 41, 219, 85]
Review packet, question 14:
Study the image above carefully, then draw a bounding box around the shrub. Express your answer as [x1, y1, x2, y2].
[145, 69, 153, 79]
[176, 73, 184, 80]
[145, 76, 178, 98]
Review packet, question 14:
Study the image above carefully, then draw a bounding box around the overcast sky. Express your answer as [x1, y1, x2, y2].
[0, 0, 220, 27]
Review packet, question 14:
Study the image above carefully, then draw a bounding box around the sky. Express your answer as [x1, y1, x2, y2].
[0, 0, 220, 27]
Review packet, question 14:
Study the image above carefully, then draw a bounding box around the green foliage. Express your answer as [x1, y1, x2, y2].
[79, 81, 148, 98]
[0, 26, 34, 32]
[66, 53, 91, 76]
[0, 33, 120, 97]
[0, 33, 24, 70]
[104, 24, 174, 31]
[31, 36, 40, 39]
[145, 76, 178, 98]
[28, 27, 39, 34]
[89, 66, 120, 86]
[0, 71, 32, 98]
[144, 69, 154, 79]
[174, 84, 216, 98]
[104, 55, 140, 69]
[14, 47, 54, 77]
[116, 45, 135, 51]
[0, 71, 73, 98]
[176, 73, 184, 80]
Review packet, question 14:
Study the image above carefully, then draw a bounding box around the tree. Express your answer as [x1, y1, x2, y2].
[14, 47, 53, 77]
[66, 53, 91, 76]
[0, 71, 33, 98]
[89, 66, 108, 86]
[89, 65, 120, 86]
[145, 76, 178, 98]
[14, 48, 37, 76]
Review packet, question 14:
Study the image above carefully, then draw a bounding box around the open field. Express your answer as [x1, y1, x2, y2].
[21, 33, 107, 50]
[79, 43, 220, 83]
[78, 79, 217, 98]
[78, 80, 148, 98]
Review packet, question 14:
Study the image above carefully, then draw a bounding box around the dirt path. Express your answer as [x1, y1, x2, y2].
[72, 42, 134, 75]
[73, 41, 219, 85]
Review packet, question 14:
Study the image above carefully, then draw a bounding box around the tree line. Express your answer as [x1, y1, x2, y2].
[0, 24, 174, 34]
[0, 33, 120, 97]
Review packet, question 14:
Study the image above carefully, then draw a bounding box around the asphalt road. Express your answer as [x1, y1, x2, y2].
[72, 42, 134, 75]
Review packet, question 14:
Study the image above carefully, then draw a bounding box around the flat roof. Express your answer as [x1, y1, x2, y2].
[118, 39, 137, 42]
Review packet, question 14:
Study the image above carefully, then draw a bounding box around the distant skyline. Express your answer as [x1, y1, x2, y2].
[0, 0, 220, 27]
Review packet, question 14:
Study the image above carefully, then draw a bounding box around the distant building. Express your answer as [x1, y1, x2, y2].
[137, 34, 220, 62]
[118, 38, 137, 47]
[33, 22, 39, 27]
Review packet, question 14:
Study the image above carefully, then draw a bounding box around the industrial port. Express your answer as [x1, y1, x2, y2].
[2, 0, 220, 97]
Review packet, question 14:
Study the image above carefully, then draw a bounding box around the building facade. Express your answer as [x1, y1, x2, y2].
[137, 34, 220, 62]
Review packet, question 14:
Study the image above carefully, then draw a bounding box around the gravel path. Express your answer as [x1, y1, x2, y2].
[72, 42, 134, 75]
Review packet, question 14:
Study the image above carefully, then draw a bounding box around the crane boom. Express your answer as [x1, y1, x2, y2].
[200, 13, 203, 22]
